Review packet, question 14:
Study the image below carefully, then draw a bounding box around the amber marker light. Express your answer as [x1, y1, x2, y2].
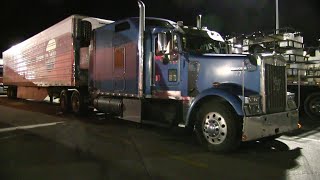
[298, 123, 302, 129]
[242, 134, 247, 141]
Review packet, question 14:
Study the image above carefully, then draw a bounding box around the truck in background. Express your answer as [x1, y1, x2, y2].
[0, 59, 8, 94]
[303, 46, 320, 120]
[227, 28, 320, 121]
[2, 1, 299, 152]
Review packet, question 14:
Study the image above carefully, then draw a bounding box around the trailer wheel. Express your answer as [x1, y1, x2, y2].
[304, 92, 320, 121]
[195, 101, 241, 152]
[60, 90, 69, 113]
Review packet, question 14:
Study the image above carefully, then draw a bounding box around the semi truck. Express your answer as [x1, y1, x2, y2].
[302, 46, 320, 121]
[2, 1, 299, 152]
[0, 59, 8, 94]
[227, 29, 320, 121]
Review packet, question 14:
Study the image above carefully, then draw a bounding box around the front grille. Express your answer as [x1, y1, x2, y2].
[265, 64, 286, 113]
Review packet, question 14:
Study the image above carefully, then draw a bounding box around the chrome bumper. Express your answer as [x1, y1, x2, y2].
[242, 109, 299, 141]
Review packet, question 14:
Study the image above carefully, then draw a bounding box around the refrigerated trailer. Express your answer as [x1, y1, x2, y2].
[3, 15, 113, 101]
[2, 1, 299, 152]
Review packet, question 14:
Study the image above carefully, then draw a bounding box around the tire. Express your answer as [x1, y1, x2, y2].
[60, 89, 69, 113]
[195, 101, 241, 153]
[303, 92, 320, 121]
[71, 90, 86, 115]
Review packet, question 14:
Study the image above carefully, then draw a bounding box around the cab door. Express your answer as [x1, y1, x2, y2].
[153, 32, 181, 97]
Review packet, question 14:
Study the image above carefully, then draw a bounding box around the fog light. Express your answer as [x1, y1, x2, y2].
[298, 123, 302, 129]
[242, 134, 247, 141]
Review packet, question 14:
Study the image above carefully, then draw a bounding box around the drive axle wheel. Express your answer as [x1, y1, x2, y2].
[71, 90, 86, 115]
[195, 101, 241, 152]
[71, 90, 80, 113]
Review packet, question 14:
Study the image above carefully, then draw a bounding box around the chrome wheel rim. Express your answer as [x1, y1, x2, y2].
[202, 112, 227, 145]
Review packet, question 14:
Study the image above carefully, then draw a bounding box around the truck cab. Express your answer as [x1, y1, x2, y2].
[90, 10, 299, 152]
[149, 20, 298, 139]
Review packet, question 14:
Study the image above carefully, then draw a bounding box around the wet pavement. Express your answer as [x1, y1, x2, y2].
[1, 96, 320, 180]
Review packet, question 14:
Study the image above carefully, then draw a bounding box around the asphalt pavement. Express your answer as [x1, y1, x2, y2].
[1, 97, 320, 180]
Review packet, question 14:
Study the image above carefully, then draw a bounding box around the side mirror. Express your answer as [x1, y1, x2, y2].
[157, 32, 168, 54]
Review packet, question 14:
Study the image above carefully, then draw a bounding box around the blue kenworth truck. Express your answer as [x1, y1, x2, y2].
[3, 1, 299, 152]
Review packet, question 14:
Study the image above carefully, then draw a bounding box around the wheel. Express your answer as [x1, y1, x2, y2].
[71, 90, 86, 115]
[71, 90, 81, 114]
[304, 92, 320, 121]
[60, 89, 69, 113]
[195, 101, 241, 152]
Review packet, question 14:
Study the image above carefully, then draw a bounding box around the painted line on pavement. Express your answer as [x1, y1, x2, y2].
[294, 137, 320, 143]
[0, 122, 65, 133]
[280, 136, 320, 143]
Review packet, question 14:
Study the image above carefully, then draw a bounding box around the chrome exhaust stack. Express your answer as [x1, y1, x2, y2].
[137, 0, 145, 98]
[197, 14, 202, 29]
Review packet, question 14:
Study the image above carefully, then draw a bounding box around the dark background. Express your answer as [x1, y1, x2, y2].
[1, 0, 319, 57]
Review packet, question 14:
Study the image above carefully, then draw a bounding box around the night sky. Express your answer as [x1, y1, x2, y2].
[1, 0, 320, 57]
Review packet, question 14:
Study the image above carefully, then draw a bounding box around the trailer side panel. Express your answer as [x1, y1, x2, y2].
[2, 17, 75, 87]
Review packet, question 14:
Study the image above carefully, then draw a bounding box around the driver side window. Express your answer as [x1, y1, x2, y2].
[155, 33, 179, 62]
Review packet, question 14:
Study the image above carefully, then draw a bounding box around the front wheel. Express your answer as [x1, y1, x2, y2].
[195, 101, 241, 152]
[304, 92, 320, 121]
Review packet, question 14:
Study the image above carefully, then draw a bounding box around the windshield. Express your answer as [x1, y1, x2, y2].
[181, 28, 227, 54]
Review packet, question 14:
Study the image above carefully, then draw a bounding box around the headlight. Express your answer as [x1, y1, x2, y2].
[244, 95, 262, 116]
[287, 92, 297, 110]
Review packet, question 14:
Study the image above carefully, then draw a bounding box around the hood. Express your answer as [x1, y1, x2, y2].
[187, 53, 261, 96]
